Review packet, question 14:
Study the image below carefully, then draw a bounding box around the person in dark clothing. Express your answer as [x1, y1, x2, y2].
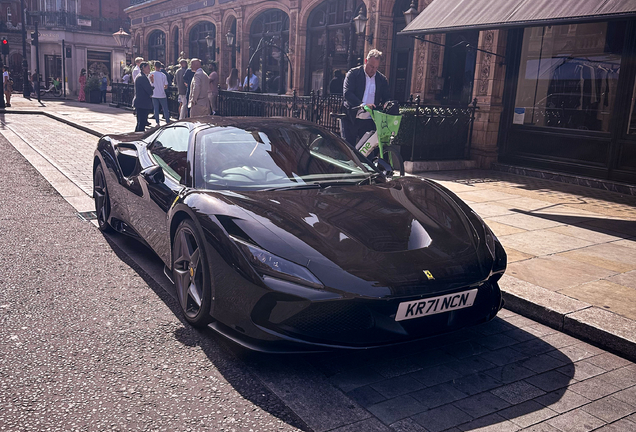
[342, 49, 391, 147]
[183, 66, 195, 117]
[100, 74, 108, 103]
[329, 70, 344, 95]
[133, 62, 154, 132]
[160, 65, 173, 86]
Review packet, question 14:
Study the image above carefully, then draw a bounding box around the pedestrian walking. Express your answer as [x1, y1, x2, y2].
[132, 62, 153, 132]
[3, 66, 12, 107]
[175, 59, 189, 119]
[100, 74, 108, 103]
[208, 62, 219, 115]
[226, 68, 239, 91]
[78, 69, 86, 102]
[188, 58, 210, 117]
[150, 61, 170, 126]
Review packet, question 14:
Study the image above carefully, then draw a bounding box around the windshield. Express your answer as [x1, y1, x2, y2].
[194, 124, 376, 190]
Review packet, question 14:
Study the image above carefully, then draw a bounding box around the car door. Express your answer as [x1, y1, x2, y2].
[127, 125, 191, 265]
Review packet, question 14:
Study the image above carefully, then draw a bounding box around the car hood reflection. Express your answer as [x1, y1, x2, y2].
[206, 178, 490, 293]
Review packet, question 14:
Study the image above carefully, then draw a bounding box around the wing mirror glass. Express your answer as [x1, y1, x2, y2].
[141, 165, 165, 184]
[374, 158, 394, 177]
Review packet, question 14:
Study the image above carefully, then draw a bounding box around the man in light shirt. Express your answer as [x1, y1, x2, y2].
[188, 58, 210, 117]
[149, 61, 170, 126]
[241, 66, 260, 92]
[342, 49, 390, 147]
[132, 57, 143, 82]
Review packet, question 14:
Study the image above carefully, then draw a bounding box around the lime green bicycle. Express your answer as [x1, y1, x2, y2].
[332, 104, 405, 177]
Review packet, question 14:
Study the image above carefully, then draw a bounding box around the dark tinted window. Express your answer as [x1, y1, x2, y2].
[150, 126, 190, 182]
[194, 124, 374, 190]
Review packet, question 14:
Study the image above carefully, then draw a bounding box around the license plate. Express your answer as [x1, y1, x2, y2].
[395, 289, 478, 321]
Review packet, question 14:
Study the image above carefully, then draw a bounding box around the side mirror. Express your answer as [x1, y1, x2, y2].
[374, 158, 394, 177]
[141, 165, 165, 184]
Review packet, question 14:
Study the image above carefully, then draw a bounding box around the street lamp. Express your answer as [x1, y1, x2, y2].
[353, 11, 367, 36]
[226, 30, 240, 53]
[353, 9, 373, 43]
[21, 0, 29, 99]
[205, 32, 216, 59]
[403, 0, 419, 25]
[113, 27, 131, 64]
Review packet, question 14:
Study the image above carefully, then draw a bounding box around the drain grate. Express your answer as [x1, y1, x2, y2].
[76, 211, 97, 221]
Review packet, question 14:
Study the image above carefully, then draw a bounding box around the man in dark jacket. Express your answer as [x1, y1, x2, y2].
[342, 49, 390, 147]
[133, 62, 153, 132]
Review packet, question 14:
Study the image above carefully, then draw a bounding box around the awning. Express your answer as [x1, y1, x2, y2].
[400, 0, 636, 36]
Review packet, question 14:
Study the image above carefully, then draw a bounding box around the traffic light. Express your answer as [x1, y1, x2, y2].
[30, 32, 38, 46]
[1, 38, 8, 55]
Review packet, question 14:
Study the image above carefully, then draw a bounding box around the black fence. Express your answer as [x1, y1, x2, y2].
[111, 84, 477, 162]
[398, 97, 478, 161]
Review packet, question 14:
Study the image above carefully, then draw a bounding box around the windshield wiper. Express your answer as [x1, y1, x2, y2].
[264, 181, 359, 191]
[357, 172, 383, 185]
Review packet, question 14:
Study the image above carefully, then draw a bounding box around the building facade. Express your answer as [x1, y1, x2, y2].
[127, 0, 636, 187]
[13, 0, 131, 94]
[126, 0, 427, 98]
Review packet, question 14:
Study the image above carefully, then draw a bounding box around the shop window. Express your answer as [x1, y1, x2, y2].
[513, 22, 625, 132]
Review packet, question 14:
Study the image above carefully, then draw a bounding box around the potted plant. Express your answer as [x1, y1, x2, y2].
[84, 75, 102, 104]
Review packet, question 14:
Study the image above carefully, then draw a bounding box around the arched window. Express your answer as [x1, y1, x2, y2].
[148, 30, 166, 64]
[250, 9, 289, 94]
[189, 22, 216, 63]
[306, 0, 365, 95]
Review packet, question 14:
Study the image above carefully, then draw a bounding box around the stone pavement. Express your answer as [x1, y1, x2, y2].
[2, 95, 636, 431]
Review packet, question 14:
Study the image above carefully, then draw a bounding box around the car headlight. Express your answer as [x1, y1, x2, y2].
[230, 236, 324, 289]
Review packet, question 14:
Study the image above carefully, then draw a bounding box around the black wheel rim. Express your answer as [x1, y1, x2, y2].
[173, 227, 204, 319]
[94, 167, 109, 228]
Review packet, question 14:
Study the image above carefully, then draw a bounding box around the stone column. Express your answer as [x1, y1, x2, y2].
[375, 16, 392, 77]
[411, 33, 445, 102]
[470, 29, 507, 168]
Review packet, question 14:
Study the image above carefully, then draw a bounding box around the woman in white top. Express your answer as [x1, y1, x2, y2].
[3, 66, 11, 107]
[226, 68, 239, 91]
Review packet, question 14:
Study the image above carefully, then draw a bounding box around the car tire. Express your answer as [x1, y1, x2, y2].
[172, 219, 213, 327]
[93, 164, 113, 233]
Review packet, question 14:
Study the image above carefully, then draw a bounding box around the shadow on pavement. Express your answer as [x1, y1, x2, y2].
[425, 170, 636, 209]
[510, 208, 636, 239]
[101, 231, 311, 431]
[102, 227, 577, 432]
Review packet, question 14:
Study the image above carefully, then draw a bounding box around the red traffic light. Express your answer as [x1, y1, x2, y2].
[1, 39, 7, 45]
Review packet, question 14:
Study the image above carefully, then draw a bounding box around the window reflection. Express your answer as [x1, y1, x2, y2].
[514, 22, 624, 132]
[195, 125, 373, 190]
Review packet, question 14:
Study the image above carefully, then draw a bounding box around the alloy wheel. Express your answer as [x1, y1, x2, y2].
[173, 225, 205, 320]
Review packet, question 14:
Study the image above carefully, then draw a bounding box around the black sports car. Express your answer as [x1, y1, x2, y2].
[93, 117, 506, 352]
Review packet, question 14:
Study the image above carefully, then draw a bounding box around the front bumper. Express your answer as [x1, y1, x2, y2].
[235, 277, 503, 351]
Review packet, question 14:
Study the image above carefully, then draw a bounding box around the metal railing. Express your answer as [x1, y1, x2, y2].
[398, 96, 478, 161]
[111, 83, 477, 161]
